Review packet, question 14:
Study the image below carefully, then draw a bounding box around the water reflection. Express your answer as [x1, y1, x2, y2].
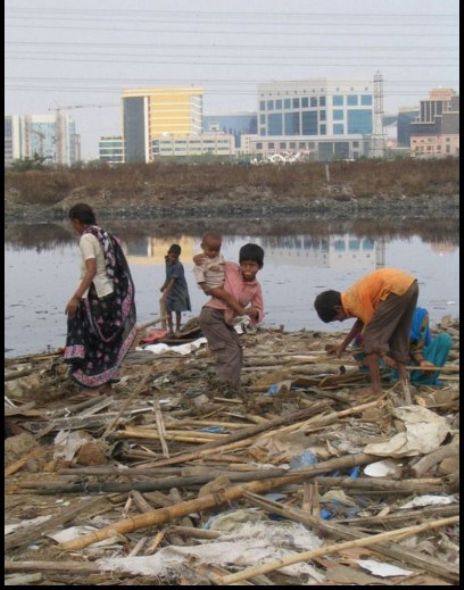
[4, 218, 459, 357]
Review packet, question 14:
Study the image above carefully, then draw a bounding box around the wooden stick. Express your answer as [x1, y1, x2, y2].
[101, 372, 152, 440]
[217, 516, 459, 585]
[4, 561, 101, 574]
[5, 448, 43, 476]
[313, 476, 445, 493]
[145, 530, 166, 554]
[60, 452, 376, 550]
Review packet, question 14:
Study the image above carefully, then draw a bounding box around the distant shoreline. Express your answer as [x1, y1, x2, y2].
[5, 193, 460, 223]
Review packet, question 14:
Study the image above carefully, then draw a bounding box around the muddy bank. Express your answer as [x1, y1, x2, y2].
[5, 158, 459, 223]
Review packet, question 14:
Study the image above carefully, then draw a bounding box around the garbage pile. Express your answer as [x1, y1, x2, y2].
[4, 317, 460, 585]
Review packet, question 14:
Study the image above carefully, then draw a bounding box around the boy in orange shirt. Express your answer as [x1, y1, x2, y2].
[314, 268, 418, 396]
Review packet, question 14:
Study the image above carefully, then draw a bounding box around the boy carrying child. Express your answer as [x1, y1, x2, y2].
[194, 235, 264, 398]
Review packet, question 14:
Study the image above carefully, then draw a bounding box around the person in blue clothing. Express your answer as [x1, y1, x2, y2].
[353, 307, 452, 386]
[160, 244, 191, 336]
[407, 307, 452, 385]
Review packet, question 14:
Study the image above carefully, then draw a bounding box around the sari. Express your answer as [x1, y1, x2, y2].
[64, 225, 137, 387]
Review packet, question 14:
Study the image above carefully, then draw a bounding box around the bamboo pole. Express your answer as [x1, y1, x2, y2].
[4, 561, 101, 574]
[60, 452, 376, 550]
[217, 516, 459, 585]
[243, 492, 459, 583]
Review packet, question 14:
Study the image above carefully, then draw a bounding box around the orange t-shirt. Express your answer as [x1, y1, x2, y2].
[341, 268, 415, 325]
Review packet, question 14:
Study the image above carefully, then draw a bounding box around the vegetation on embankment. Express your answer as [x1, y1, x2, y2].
[5, 157, 459, 219]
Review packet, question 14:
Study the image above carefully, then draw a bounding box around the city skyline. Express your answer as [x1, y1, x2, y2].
[5, 0, 459, 159]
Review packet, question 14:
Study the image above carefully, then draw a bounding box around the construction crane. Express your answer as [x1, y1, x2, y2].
[47, 103, 117, 164]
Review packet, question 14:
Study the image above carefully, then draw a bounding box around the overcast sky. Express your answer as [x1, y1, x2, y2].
[5, 0, 459, 160]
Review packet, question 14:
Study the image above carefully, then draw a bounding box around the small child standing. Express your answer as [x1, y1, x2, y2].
[160, 244, 191, 336]
[193, 231, 252, 318]
[199, 243, 265, 397]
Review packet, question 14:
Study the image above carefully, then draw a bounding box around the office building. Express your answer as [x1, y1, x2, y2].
[98, 136, 125, 164]
[203, 112, 257, 147]
[122, 87, 203, 163]
[397, 107, 420, 147]
[246, 75, 384, 160]
[4, 114, 80, 166]
[152, 132, 235, 158]
[410, 89, 459, 157]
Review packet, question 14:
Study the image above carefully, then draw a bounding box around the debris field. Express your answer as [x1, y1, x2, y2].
[4, 316, 460, 585]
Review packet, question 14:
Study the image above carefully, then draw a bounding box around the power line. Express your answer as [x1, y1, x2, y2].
[7, 51, 458, 64]
[5, 15, 458, 27]
[6, 23, 458, 36]
[5, 7, 457, 18]
[7, 41, 458, 51]
[7, 76, 456, 85]
[6, 56, 458, 67]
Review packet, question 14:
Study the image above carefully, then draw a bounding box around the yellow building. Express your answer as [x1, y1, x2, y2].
[122, 87, 203, 163]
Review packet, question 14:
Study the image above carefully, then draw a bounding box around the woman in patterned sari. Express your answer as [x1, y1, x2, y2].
[64, 203, 137, 389]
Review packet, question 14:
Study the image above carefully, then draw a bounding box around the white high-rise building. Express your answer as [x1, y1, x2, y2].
[4, 113, 81, 166]
[247, 76, 385, 160]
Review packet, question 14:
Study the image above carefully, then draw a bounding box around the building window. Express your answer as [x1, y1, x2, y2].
[353, 151, 359, 159]
[284, 112, 300, 135]
[268, 113, 283, 135]
[260, 128, 266, 136]
[333, 95, 344, 106]
[280, 142, 286, 149]
[276, 99, 282, 109]
[289, 142, 296, 149]
[256, 143, 263, 149]
[446, 145, 451, 153]
[267, 100, 274, 110]
[320, 110, 326, 121]
[347, 95, 358, 106]
[308, 142, 315, 148]
[333, 109, 344, 121]
[299, 142, 306, 148]
[302, 111, 318, 135]
[347, 109, 373, 134]
[260, 114, 265, 124]
[284, 99, 291, 109]
[293, 98, 300, 108]
[320, 124, 326, 135]
[333, 124, 344, 135]
[268, 142, 275, 149]
[310, 97, 317, 107]
[361, 95, 373, 106]
[260, 101, 265, 110]
[301, 97, 308, 108]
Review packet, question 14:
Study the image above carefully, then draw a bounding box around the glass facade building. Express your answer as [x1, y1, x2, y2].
[253, 78, 377, 159]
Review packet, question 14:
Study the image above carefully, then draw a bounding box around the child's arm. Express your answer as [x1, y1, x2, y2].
[207, 286, 247, 316]
[161, 278, 175, 296]
[327, 318, 364, 357]
[245, 284, 264, 325]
